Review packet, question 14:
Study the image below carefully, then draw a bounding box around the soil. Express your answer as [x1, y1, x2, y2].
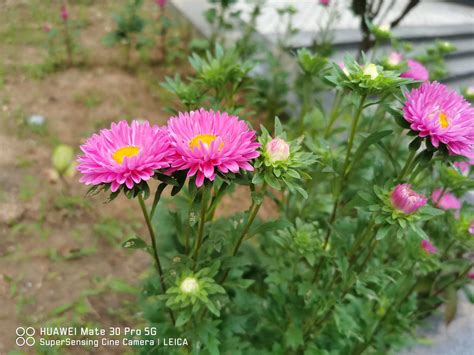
[0, 1, 276, 353]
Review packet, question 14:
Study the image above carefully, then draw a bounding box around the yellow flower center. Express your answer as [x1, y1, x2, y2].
[439, 112, 449, 129]
[112, 145, 140, 164]
[189, 134, 223, 150]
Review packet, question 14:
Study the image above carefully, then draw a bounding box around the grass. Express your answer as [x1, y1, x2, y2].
[93, 217, 140, 247]
[74, 90, 104, 109]
[18, 175, 39, 201]
[0, 2, 189, 352]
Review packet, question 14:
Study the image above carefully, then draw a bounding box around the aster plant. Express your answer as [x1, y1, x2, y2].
[103, 0, 147, 68]
[75, 39, 474, 354]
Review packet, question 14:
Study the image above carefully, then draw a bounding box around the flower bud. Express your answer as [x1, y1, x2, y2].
[439, 41, 454, 52]
[52, 144, 74, 176]
[155, 0, 167, 9]
[363, 63, 379, 80]
[43, 23, 51, 33]
[387, 52, 402, 66]
[377, 24, 390, 35]
[466, 86, 474, 97]
[421, 239, 437, 254]
[180, 277, 199, 294]
[390, 184, 427, 214]
[266, 137, 290, 163]
[60, 4, 69, 21]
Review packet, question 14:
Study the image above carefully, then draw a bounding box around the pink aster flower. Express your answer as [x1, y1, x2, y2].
[319, 0, 330, 6]
[403, 82, 474, 156]
[454, 148, 474, 173]
[43, 23, 51, 33]
[388, 51, 402, 66]
[400, 59, 429, 81]
[468, 272, 474, 280]
[468, 221, 474, 235]
[431, 188, 462, 211]
[390, 184, 427, 214]
[166, 109, 260, 187]
[155, 0, 167, 8]
[60, 4, 69, 21]
[421, 239, 437, 254]
[77, 120, 171, 192]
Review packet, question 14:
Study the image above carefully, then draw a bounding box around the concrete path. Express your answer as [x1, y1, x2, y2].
[400, 290, 474, 355]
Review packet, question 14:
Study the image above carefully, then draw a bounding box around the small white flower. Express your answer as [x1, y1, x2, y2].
[180, 277, 199, 294]
[363, 63, 379, 80]
[378, 24, 390, 34]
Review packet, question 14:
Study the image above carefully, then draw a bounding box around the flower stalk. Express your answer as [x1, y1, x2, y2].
[137, 194, 176, 325]
[313, 93, 367, 284]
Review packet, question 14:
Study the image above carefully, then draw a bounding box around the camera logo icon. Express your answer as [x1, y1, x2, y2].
[16, 327, 35, 347]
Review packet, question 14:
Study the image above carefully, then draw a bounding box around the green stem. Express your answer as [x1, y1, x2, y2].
[353, 279, 417, 355]
[219, 184, 267, 284]
[434, 262, 473, 297]
[206, 183, 229, 221]
[347, 217, 377, 262]
[397, 149, 417, 182]
[324, 90, 343, 138]
[312, 93, 367, 284]
[299, 79, 311, 135]
[193, 188, 208, 270]
[428, 238, 456, 296]
[308, 224, 379, 332]
[341, 94, 368, 179]
[137, 194, 175, 325]
[63, 21, 73, 66]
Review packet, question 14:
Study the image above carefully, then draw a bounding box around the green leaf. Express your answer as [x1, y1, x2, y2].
[352, 130, 392, 166]
[274, 116, 283, 136]
[122, 237, 148, 250]
[154, 172, 180, 186]
[108, 279, 139, 294]
[264, 171, 281, 190]
[409, 137, 422, 151]
[175, 309, 192, 327]
[385, 106, 410, 129]
[376, 224, 392, 240]
[418, 205, 444, 221]
[206, 301, 220, 317]
[248, 219, 292, 239]
[150, 183, 167, 219]
[252, 171, 264, 185]
[444, 286, 458, 325]
[410, 224, 428, 239]
[171, 170, 187, 196]
[284, 322, 304, 350]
